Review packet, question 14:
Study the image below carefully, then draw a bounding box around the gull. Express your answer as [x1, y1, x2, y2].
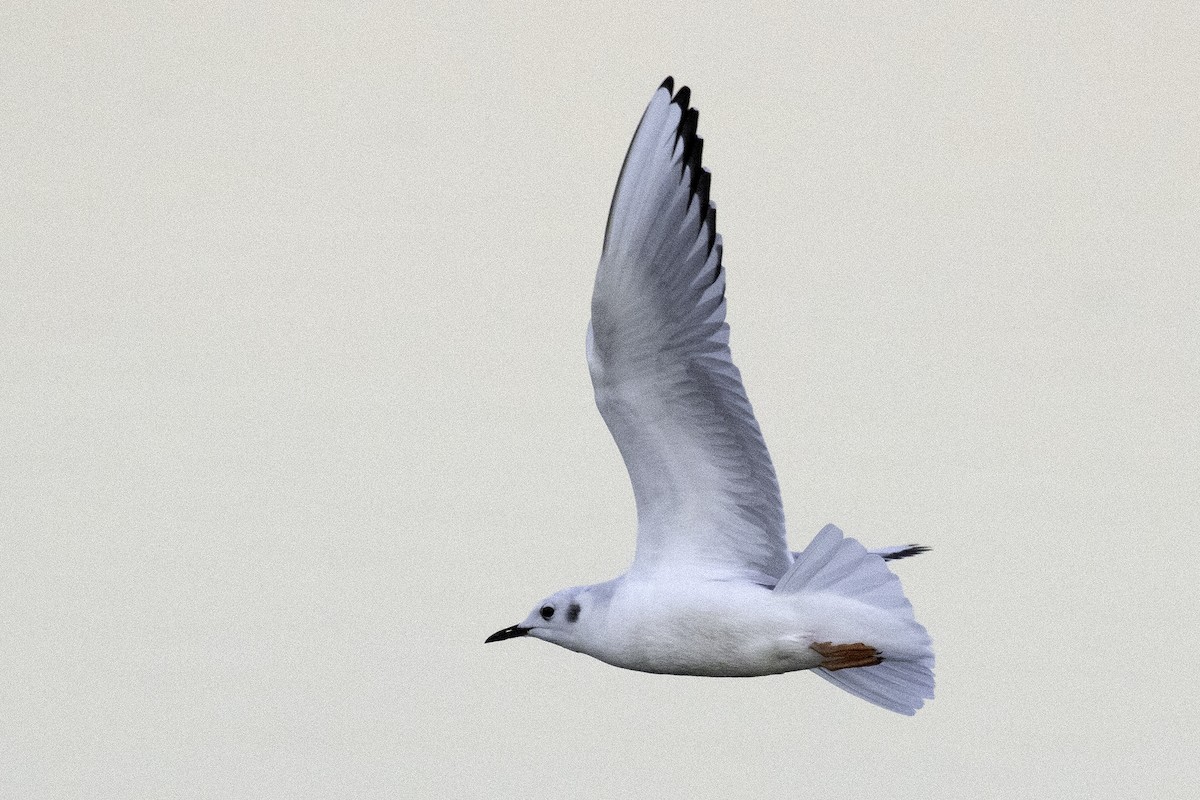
[486, 78, 934, 715]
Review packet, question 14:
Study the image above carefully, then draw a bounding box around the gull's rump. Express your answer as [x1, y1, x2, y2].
[776, 525, 935, 715]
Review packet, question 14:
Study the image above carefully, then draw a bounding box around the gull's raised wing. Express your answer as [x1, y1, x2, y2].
[587, 78, 791, 585]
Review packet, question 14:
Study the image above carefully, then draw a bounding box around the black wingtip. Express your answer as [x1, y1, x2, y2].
[881, 545, 932, 562]
[660, 76, 675, 93]
[694, 166, 711, 210]
[672, 85, 691, 111]
[679, 107, 699, 143]
[678, 109, 700, 173]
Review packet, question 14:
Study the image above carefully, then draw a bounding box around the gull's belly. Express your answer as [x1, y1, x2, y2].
[595, 581, 824, 677]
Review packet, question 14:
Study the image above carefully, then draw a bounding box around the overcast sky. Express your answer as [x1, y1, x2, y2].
[3, 3, 1198, 798]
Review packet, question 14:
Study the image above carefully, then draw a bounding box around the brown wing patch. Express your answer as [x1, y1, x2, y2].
[811, 641, 883, 671]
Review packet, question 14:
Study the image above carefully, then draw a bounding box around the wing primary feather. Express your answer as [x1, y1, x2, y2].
[672, 85, 691, 112]
[602, 83, 675, 254]
[679, 109, 700, 168]
[687, 139, 706, 194]
[680, 106, 698, 138]
[694, 167, 711, 215]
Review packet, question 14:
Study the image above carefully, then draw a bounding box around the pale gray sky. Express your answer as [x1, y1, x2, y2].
[3, 3, 1198, 798]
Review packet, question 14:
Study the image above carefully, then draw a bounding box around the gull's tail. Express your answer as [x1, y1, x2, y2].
[776, 525, 934, 715]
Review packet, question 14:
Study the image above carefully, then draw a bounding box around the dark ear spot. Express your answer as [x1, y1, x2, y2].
[566, 603, 580, 623]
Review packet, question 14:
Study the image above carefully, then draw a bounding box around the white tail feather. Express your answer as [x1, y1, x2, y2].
[815, 658, 935, 716]
[776, 524, 935, 715]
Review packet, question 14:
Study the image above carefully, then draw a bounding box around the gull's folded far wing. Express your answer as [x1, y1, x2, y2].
[588, 79, 790, 585]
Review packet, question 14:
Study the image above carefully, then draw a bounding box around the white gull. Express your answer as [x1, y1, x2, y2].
[487, 78, 934, 715]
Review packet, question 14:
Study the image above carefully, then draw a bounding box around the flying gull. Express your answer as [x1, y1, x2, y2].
[486, 78, 934, 715]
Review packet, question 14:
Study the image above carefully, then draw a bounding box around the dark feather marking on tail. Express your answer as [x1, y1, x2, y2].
[880, 545, 930, 561]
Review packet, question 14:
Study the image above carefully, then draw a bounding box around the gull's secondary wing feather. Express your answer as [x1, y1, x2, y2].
[587, 79, 790, 585]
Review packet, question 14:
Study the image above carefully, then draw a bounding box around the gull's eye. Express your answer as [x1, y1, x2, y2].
[540, 605, 555, 620]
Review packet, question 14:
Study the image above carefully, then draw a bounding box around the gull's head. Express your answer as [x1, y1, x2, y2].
[485, 584, 610, 653]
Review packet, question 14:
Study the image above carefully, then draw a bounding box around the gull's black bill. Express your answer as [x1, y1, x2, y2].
[485, 625, 529, 644]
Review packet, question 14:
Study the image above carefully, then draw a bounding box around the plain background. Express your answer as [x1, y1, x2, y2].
[3, 3, 1198, 798]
